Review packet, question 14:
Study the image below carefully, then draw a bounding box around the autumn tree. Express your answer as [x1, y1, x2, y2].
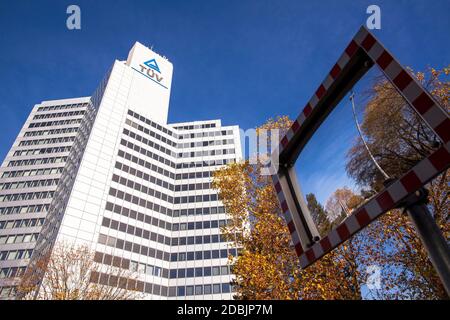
[213, 116, 361, 300]
[306, 193, 332, 237]
[213, 120, 303, 299]
[325, 187, 370, 298]
[346, 66, 449, 299]
[347, 67, 448, 192]
[325, 187, 363, 224]
[17, 242, 142, 300]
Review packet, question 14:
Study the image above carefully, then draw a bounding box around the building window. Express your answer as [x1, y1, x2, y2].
[195, 285, 203, 295]
[186, 286, 194, 296]
[212, 266, 220, 276]
[222, 283, 231, 293]
[204, 285, 211, 295]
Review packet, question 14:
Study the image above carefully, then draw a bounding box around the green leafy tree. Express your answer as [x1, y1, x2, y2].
[306, 193, 332, 237]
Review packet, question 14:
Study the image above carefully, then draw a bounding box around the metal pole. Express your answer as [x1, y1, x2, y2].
[349, 92, 390, 180]
[402, 188, 450, 296]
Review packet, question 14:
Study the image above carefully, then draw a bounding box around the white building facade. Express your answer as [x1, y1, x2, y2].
[0, 42, 242, 299]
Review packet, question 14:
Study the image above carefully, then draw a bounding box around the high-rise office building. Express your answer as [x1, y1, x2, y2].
[0, 42, 242, 299]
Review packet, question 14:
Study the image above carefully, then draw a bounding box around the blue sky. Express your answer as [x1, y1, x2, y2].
[0, 0, 449, 172]
[296, 67, 382, 206]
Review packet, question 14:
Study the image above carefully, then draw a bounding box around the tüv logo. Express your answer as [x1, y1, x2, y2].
[138, 58, 163, 83]
[144, 59, 161, 73]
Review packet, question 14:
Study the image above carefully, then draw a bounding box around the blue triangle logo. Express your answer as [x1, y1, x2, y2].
[143, 58, 161, 74]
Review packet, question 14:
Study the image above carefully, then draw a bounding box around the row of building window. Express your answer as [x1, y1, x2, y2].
[120, 138, 235, 171]
[1, 167, 63, 178]
[0, 286, 16, 298]
[131, 261, 161, 277]
[18, 136, 76, 146]
[94, 251, 165, 277]
[177, 139, 235, 149]
[124, 126, 235, 160]
[128, 110, 230, 141]
[169, 248, 236, 262]
[102, 217, 226, 246]
[126, 117, 233, 148]
[28, 118, 82, 128]
[0, 218, 45, 230]
[172, 219, 226, 230]
[173, 206, 224, 217]
[36, 103, 88, 112]
[114, 168, 214, 194]
[117, 151, 218, 184]
[0, 191, 55, 203]
[0, 266, 26, 279]
[175, 171, 213, 180]
[98, 233, 237, 263]
[90, 270, 232, 297]
[0, 204, 49, 216]
[114, 164, 175, 192]
[123, 128, 177, 158]
[0, 178, 59, 191]
[0, 233, 39, 245]
[108, 188, 171, 218]
[116, 150, 221, 185]
[116, 151, 174, 180]
[120, 139, 175, 168]
[127, 109, 177, 138]
[168, 265, 230, 279]
[0, 249, 33, 261]
[178, 130, 233, 140]
[176, 158, 235, 169]
[174, 193, 219, 204]
[127, 109, 231, 143]
[105, 202, 226, 232]
[174, 182, 212, 192]
[109, 186, 171, 215]
[23, 127, 78, 137]
[0, 199, 226, 219]
[94, 251, 228, 279]
[13, 146, 71, 157]
[108, 186, 219, 217]
[7, 156, 67, 167]
[125, 119, 177, 148]
[100, 251, 231, 279]
[177, 283, 231, 296]
[32, 110, 85, 120]
[173, 123, 218, 131]
[113, 172, 218, 205]
[177, 148, 235, 159]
